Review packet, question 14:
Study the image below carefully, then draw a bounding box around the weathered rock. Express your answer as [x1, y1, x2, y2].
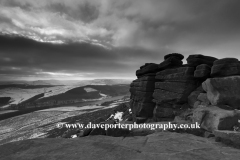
[204, 131, 215, 138]
[192, 106, 240, 132]
[131, 86, 155, 92]
[186, 54, 218, 67]
[3, 132, 240, 160]
[188, 90, 203, 107]
[197, 93, 210, 105]
[194, 70, 211, 78]
[196, 85, 205, 92]
[137, 76, 155, 81]
[136, 63, 159, 76]
[194, 64, 212, 78]
[211, 63, 240, 77]
[132, 91, 153, 103]
[131, 101, 155, 118]
[154, 81, 198, 104]
[156, 67, 195, 81]
[213, 58, 239, 65]
[153, 106, 174, 119]
[153, 89, 183, 103]
[156, 67, 195, 76]
[135, 81, 155, 89]
[155, 81, 196, 94]
[164, 53, 184, 60]
[196, 64, 211, 70]
[193, 101, 201, 108]
[214, 130, 240, 147]
[140, 63, 155, 69]
[137, 73, 156, 78]
[158, 56, 183, 71]
[202, 76, 240, 109]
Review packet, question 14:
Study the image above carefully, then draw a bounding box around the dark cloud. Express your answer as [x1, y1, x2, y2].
[1, 0, 240, 80]
[0, 34, 163, 80]
[48, 2, 99, 23]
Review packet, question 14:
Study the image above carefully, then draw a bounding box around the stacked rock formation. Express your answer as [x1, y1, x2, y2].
[130, 53, 186, 122]
[202, 58, 240, 109]
[152, 54, 216, 121]
[153, 67, 198, 121]
[130, 53, 219, 123]
[130, 75, 156, 122]
[188, 57, 240, 134]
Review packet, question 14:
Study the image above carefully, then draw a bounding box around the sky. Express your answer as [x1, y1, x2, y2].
[1, 0, 240, 81]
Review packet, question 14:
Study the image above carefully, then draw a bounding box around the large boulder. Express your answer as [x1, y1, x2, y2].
[155, 67, 195, 81]
[192, 106, 240, 132]
[164, 53, 184, 60]
[211, 60, 240, 77]
[194, 64, 211, 78]
[214, 130, 240, 147]
[197, 93, 210, 105]
[186, 54, 218, 67]
[213, 58, 239, 65]
[202, 76, 240, 109]
[188, 90, 203, 108]
[140, 63, 156, 69]
[136, 63, 159, 77]
[158, 56, 183, 71]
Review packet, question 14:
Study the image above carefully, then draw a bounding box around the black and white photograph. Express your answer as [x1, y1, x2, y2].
[0, 0, 240, 159]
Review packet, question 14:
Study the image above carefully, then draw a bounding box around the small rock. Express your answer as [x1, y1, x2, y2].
[164, 53, 184, 60]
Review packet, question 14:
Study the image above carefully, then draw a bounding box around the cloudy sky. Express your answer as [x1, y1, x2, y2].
[0, 0, 240, 81]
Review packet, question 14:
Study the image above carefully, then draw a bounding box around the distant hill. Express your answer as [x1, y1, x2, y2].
[0, 79, 132, 86]
[0, 97, 11, 107]
[27, 80, 63, 86]
[0, 84, 59, 90]
[36, 84, 130, 103]
[71, 79, 132, 86]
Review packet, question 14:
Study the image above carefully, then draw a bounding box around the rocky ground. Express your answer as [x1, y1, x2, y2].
[1, 132, 240, 160]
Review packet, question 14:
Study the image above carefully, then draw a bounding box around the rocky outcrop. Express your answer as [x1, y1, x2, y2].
[130, 53, 240, 144]
[202, 76, 240, 109]
[130, 53, 220, 122]
[194, 64, 211, 78]
[211, 58, 240, 77]
[136, 63, 159, 77]
[186, 54, 218, 67]
[1, 132, 240, 160]
[153, 66, 200, 121]
[214, 130, 240, 147]
[188, 86, 205, 108]
[192, 106, 240, 132]
[130, 76, 156, 122]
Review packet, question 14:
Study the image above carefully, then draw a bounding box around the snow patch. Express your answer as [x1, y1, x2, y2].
[84, 87, 97, 92]
[71, 135, 77, 138]
[114, 112, 124, 122]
